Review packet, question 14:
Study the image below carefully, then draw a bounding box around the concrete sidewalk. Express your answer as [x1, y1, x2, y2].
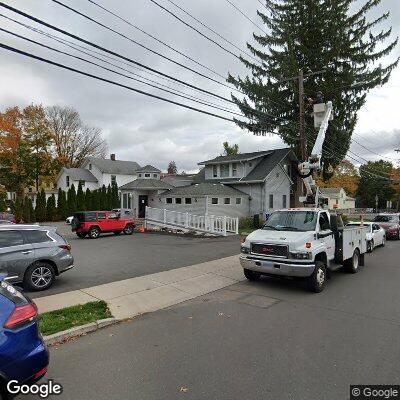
[34, 255, 244, 319]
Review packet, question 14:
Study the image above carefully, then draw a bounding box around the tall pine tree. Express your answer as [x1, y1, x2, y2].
[35, 189, 47, 222]
[228, 0, 398, 177]
[67, 184, 77, 215]
[85, 188, 92, 211]
[77, 181, 86, 211]
[57, 188, 67, 219]
[46, 194, 56, 221]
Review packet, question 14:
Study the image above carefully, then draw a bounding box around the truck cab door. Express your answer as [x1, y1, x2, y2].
[317, 212, 335, 261]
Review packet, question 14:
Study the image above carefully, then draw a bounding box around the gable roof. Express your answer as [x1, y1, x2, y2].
[86, 157, 140, 175]
[135, 164, 161, 173]
[120, 179, 173, 190]
[161, 183, 248, 197]
[62, 168, 98, 182]
[199, 150, 273, 165]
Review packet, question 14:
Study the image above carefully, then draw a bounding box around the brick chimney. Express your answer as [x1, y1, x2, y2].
[110, 154, 116, 161]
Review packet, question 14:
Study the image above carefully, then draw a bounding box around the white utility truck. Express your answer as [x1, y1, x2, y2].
[240, 101, 367, 292]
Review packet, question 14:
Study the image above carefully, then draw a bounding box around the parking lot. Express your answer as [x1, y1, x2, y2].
[30, 222, 240, 298]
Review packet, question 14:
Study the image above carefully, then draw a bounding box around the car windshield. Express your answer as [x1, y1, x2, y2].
[374, 215, 399, 223]
[263, 211, 318, 232]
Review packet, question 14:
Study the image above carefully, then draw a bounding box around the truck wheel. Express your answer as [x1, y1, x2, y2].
[346, 249, 360, 274]
[123, 224, 134, 235]
[243, 268, 261, 281]
[307, 261, 326, 293]
[24, 262, 55, 291]
[89, 226, 100, 239]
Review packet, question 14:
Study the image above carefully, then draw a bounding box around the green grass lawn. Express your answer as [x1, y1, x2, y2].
[39, 301, 112, 336]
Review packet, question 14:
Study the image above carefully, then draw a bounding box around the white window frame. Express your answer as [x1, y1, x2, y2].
[212, 165, 218, 178]
[175, 198, 182, 204]
[211, 198, 219, 205]
[185, 198, 192, 204]
[66, 176, 70, 187]
[224, 197, 231, 205]
[111, 175, 116, 185]
[220, 164, 229, 178]
[145, 173, 151, 178]
[232, 163, 237, 177]
[236, 198, 242, 205]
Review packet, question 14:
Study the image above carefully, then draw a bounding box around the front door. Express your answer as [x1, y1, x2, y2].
[318, 211, 336, 261]
[138, 195, 148, 218]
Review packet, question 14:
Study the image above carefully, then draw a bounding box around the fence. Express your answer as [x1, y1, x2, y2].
[145, 206, 239, 236]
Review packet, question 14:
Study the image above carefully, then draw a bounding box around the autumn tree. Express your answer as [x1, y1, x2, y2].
[167, 161, 177, 175]
[46, 106, 108, 168]
[391, 168, 400, 210]
[0, 190, 6, 212]
[222, 141, 239, 156]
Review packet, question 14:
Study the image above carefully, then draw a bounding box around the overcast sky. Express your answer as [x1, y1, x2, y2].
[0, 0, 399, 172]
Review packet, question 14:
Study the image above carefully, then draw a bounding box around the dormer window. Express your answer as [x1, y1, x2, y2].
[153, 174, 158, 178]
[249, 162, 252, 167]
[232, 163, 237, 177]
[138, 174, 142, 178]
[145, 173, 150, 178]
[220, 164, 229, 178]
[213, 165, 218, 178]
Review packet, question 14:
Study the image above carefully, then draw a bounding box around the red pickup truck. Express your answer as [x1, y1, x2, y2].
[71, 211, 135, 239]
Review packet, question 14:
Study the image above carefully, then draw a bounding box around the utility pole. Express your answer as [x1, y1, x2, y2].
[298, 69, 306, 161]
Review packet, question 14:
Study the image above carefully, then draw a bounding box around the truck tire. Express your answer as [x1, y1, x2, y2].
[307, 261, 326, 293]
[345, 249, 360, 273]
[123, 224, 134, 235]
[243, 268, 261, 281]
[89, 226, 101, 239]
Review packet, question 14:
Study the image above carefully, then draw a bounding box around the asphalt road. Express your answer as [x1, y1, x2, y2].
[30, 222, 240, 298]
[27, 240, 400, 400]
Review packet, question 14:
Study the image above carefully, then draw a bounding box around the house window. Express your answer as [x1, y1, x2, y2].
[213, 165, 218, 178]
[269, 194, 274, 209]
[88, 163, 92, 170]
[220, 164, 229, 178]
[232, 163, 237, 177]
[111, 175, 116, 185]
[336, 199, 338, 205]
[211, 198, 218, 205]
[282, 194, 287, 208]
[175, 198, 182, 204]
[166, 198, 173, 204]
[249, 162, 252, 167]
[153, 174, 158, 178]
[224, 198, 231, 205]
[145, 173, 150, 178]
[66, 176, 70, 187]
[138, 174, 142, 178]
[236, 198, 242, 205]
[185, 198, 192, 204]
[122, 193, 131, 208]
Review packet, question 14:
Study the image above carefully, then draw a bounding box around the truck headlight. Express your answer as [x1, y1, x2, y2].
[290, 251, 311, 260]
[241, 246, 250, 254]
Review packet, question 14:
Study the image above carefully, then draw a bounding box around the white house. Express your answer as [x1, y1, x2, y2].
[320, 188, 356, 210]
[56, 154, 140, 192]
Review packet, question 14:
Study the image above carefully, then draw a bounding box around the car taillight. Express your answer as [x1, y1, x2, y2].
[59, 244, 71, 251]
[34, 366, 48, 379]
[4, 303, 38, 329]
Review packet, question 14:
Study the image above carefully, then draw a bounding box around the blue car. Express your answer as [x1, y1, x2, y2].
[0, 276, 49, 399]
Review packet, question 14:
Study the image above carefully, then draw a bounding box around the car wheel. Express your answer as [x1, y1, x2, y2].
[367, 240, 374, 253]
[77, 232, 86, 239]
[381, 236, 386, 247]
[24, 262, 55, 291]
[113, 231, 122, 235]
[123, 224, 134, 235]
[307, 261, 326, 293]
[346, 249, 360, 274]
[89, 227, 100, 239]
[243, 268, 261, 281]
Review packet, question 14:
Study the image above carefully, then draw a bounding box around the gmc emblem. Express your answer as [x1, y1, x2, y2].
[262, 247, 274, 253]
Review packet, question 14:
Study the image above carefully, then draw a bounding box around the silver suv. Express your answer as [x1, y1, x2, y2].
[0, 225, 74, 291]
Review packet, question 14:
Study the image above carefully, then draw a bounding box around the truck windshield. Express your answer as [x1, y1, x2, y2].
[263, 211, 318, 232]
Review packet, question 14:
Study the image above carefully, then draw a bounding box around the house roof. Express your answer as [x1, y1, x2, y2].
[161, 183, 248, 197]
[63, 168, 98, 182]
[198, 150, 273, 165]
[320, 188, 343, 195]
[120, 179, 173, 190]
[135, 164, 160, 173]
[86, 157, 140, 175]
[194, 148, 295, 184]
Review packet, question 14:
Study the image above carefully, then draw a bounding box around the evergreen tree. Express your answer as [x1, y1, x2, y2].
[106, 184, 113, 211]
[111, 183, 119, 208]
[77, 181, 86, 211]
[0, 191, 6, 212]
[85, 188, 92, 211]
[67, 184, 77, 215]
[35, 189, 47, 222]
[222, 142, 239, 156]
[167, 161, 177, 175]
[99, 185, 107, 210]
[57, 188, 67, 219]
[91, 189, 100, 210]
[46, 194, 56, 221]
[228, 0, 398, 178]
[14, 196, 23, 222]
[23, 196, 34, 223]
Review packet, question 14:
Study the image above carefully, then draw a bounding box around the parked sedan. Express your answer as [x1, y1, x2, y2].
[347, 221, 386, 252]
[0, 225, 74, 291]
[373, 214, 400, 240]
[0, 277, 49, 399]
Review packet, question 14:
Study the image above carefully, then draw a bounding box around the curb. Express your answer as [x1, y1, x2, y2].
[43, 317, 119, 346]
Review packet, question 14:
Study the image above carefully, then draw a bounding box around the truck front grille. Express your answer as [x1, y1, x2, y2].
[250, 243, 289, 258]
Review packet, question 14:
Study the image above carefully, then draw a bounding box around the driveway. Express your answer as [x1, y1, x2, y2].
[30, 222, 240, 298]
[25, 240, 400, 400]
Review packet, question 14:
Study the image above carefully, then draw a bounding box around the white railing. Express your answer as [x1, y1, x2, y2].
[145, 206, 239, 236]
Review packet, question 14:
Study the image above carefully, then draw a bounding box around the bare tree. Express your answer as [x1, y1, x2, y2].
[46, 105, 108, 168]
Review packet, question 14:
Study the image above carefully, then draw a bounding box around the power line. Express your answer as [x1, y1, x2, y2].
[224, 0, 268, 35]
[0, 27, 243, 116]
[51, 0, 236, 92]
[0, 42, 235, 122]
[163, 0, 261, 64]
[0, 1, 234, 103]
[87, 0, 228, 82]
